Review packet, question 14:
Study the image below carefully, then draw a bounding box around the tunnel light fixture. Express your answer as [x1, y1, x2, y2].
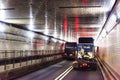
[27, 31, 34, 40]
[53, 30, 57, 37]
[59, 40, 63, 43]
[60, 34, 63, 40]
[44, 36, 49, 41]
[53, 30, 58, 42]
[52, 38, 57, 42]
[105, 14, 117, 32]
[0, 10, 5, 21]
[0, 1, 6, 21]
[116, 3, 120, 19]
[0, 23, 6, 32]
[110, 13, 117, 21]
[60, 32, 63, 40]
[29, 10, 34, 30]
[44, 16, 49, 35]
[28, 8, 34, 30]
[28, 0, 35, 30]
[44, 27, 49, 35]
[108, 0, 116, 11]
[60, 24, 63, 40]
[44, 1, 49, 35]
[99, 0, 116, 13]
[95, 36, 102, 45]
[101, 29, 107, 38]
[29, 18, 34, 30]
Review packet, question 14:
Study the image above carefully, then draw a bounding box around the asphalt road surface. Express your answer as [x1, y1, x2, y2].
[63, 68, 103, 80]
[15, 60, 104, 80]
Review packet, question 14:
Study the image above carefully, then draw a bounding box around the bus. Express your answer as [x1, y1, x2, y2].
[72, 37, 97, 70]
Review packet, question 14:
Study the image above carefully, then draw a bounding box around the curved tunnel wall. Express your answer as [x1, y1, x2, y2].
[98, 23, 120, 75]
[0, 22, 62, 51]
[96, 0, 120, 76]
[0, 22, 64, 74]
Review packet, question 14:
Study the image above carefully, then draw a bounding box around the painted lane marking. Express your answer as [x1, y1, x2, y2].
[54, 66, 73, 80]
[59, 66, 73, 80]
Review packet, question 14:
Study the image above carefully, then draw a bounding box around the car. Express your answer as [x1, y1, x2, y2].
[72, 56, 97, 70]
[64, 42, 77, 60]
[72, 54, 97, 70]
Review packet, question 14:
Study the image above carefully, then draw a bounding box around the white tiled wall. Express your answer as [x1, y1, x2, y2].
[97, 23, 120, 74]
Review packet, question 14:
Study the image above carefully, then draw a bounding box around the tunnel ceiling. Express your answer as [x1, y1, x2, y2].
[0, 0, 116, 42]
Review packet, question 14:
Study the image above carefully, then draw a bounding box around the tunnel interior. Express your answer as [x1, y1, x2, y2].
[0, 0, 120, 80]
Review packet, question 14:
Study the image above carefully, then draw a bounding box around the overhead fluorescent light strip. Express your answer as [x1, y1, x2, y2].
[69, 22, 98, 24]
[68, 16, 99, 19]
[59, 5, 101, 8]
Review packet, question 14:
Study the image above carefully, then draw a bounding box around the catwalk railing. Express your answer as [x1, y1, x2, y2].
[0, 50, 63, 80]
